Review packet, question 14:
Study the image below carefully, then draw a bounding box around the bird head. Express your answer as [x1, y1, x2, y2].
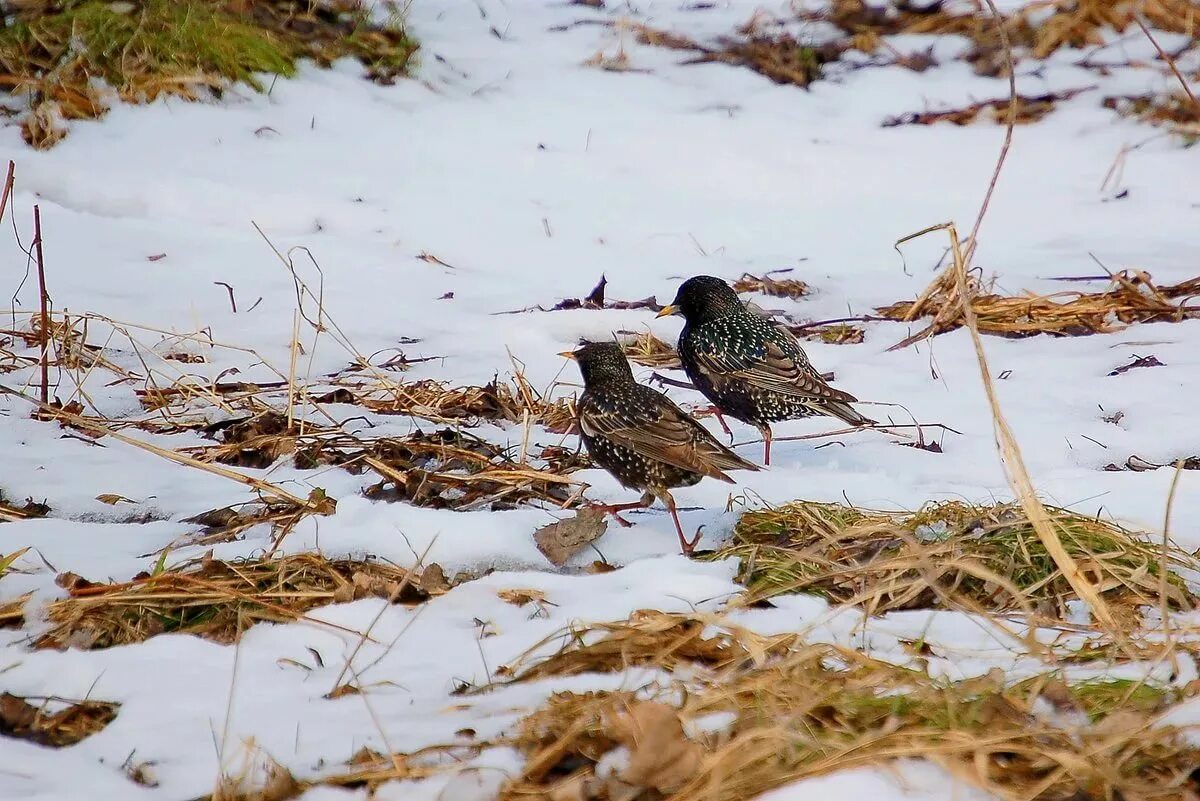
[657, 275, 743, 324]
[558, 340, 634, 386]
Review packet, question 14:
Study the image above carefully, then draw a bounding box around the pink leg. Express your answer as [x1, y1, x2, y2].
[663, 493, 702, 556]
[588, 496, 653, 528]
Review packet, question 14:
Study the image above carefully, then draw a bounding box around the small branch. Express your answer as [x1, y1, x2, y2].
[0, 161, 14, 225]
[214, 282, 238, 313]
[34, 205, 49, 405]
[1134, 15, 1199, 110]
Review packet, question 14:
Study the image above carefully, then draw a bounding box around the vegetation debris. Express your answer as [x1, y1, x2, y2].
[709, 499, 1196, 618]
[0, 693, 118, 747]
[0, 0, 418, 148]
[36, 553, 440, 650]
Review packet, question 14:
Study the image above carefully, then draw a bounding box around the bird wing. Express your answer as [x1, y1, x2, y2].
[693, 331, 859, 405]
[578, 390, 759, 482]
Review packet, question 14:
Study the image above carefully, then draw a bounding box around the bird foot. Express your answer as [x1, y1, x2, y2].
[698, 407, 734, 442]
[679, 524, 705, 557]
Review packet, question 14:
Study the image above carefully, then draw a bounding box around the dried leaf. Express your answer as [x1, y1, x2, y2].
[607, 701, 702, 792]
[534, 509, 608, 566]
[1108, 354, 1164, 376]
[419, 563, 450, 595]
[498, 588, 547, 606]
[95, 494, 136, 505]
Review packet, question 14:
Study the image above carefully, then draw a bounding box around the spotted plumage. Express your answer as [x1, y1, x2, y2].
[561, 340, 759, 554]
[659, 275, 874, 465]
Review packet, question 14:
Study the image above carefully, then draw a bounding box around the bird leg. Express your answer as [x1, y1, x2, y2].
[694, 405, 733, 441]
[662, 492, 703, 556]
[759, 424, 774, 466]
[711, 409, 734, 442]
[587, 493, 654, 528]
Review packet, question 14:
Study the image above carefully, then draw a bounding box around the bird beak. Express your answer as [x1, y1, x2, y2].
[656, 304, 679, 319]
[557, 350, 578, 361]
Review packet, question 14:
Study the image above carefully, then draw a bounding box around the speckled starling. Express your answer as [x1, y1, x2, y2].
[658, 275, 873, 466]
[560, 340, 759, 555]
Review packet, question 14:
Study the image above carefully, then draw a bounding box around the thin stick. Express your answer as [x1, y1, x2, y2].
[1159, 459, 1186, 659]
[1135, 14, 1199, 110]
[0, 161, 13, 225]
[0, 383, 320, 510]
[34, 205, 49, 405]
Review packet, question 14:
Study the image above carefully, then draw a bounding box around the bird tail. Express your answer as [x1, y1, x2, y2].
[820, 399, 875, 427]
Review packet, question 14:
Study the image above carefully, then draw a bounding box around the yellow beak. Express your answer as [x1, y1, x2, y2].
[656, 304, 679, 319]
[557, 350, 578, 360]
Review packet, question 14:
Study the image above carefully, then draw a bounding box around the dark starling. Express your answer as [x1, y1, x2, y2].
[560, 340, 759, 555]
[658, 275, 873, 466]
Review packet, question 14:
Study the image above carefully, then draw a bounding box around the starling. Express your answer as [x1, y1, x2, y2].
[658, 275, 873, 466]
[560, 341, 759, 555]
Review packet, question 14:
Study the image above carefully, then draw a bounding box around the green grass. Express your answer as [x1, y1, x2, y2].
[711, 500, 1197, 616]
[0, 0, 418, 146]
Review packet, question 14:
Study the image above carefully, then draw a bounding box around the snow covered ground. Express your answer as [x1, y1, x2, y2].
[2, 0, 1199, 798]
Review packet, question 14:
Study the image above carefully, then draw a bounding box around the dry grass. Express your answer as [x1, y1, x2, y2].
[631, 0, 1197, 130]
[0, 593, 31, 629]
[615, 329, 682, 370]
[711, 499, 1197, 619]
[35, 552, 442, 650]
[495, 611, 794, 684]
[1104, 92, 1200, 142]
[501, 635, 1197, 801]
[879, 270, 1200, 347]
[0, 692, 119, 747]
[0, 0, 417, 148]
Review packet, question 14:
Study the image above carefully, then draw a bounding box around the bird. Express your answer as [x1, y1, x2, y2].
[657, 275, 873, 466]
[559, 340, 759, 555]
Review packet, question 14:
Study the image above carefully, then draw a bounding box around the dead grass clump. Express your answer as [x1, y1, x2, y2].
[791, 322, 865, 345]
[731, 271, 809, 299]
[635, 24, 841, 89]
[1104, 93, 1200, 142]
[0, 493, 50, 522]
[883, 87, 1094, 127]
[615, 330, 681, 370]
[36, 552, 439, 650]
[0, 0, 418, 148]
[879, 270, 1200, 347]
[0, 593, 31, 629]
[496, 611, 794, 684]
[503, 642, 1197, 801]
[713, 499, 1196, 617]
[357, 376, 576, 433]
[310, 427, 581, 511]
[0, 693, 118, 747]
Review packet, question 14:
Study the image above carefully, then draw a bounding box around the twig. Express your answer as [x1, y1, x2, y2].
[0, 161, 14, 225]
[33, 205, 49, 405]
[0, 382, 321, 510]
[1135, 14, 1199, 110]
[1160, 459, 1186, 661]
[214, 282, 238, 313]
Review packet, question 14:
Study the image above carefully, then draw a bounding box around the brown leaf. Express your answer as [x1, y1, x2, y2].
[55, 572, 94, 594]
[498, 588, 547, 606]
[534, 509, 608, 566]
[607, 701, 702, 792]
[0, 693, 38, 731]
[95, 494, 136, 506]
[419, 563, 450, 595]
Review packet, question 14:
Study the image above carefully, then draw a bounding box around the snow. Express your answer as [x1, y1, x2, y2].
[2, 0, 1200, 799]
